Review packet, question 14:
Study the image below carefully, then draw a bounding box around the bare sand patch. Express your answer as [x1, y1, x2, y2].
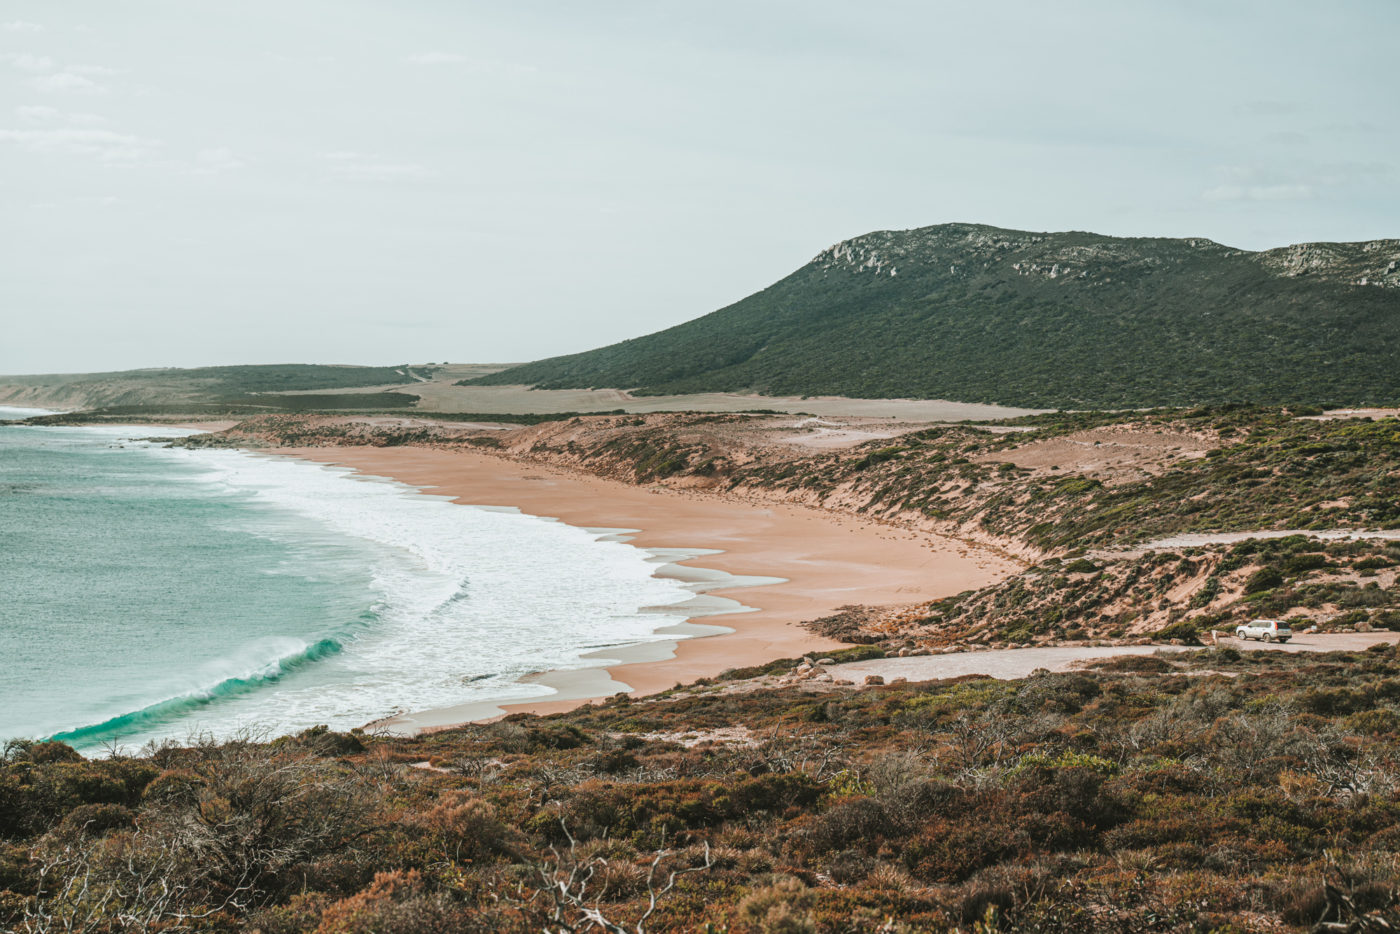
[975, 427, 1214, 484]
[278, 371, 1045, 421]
[768, 416, 913, 450]
[1306, 408, 1400, 420]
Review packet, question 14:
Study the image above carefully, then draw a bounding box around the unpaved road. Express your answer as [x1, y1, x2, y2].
[1093, 528, 1400, 560]
[832, 632, 1400, 684]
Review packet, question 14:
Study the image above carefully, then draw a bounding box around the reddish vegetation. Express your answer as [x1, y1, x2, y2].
[7, 646, 1400, 931]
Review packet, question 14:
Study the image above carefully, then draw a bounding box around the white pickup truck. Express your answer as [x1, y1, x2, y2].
[1235, 618, 1292, 643]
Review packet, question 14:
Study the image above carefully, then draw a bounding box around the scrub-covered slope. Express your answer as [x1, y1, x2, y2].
[470, 223, 1400, 408]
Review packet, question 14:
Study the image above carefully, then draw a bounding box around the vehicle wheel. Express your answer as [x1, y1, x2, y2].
[1263, 633, 1273, 643]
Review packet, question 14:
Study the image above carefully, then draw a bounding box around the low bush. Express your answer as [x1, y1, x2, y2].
[1244, 566, 1285, 594]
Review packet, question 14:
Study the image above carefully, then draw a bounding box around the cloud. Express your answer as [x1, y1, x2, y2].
[1203, 184, 1315, 202]
[1, 52, 54, 72]
[1312, 161, 1393, 186]
[16, 105, 107, 127]
[324, 151, 427, 180]
[1233, 101, 1304, 117]
[405, 51, 466, 65]
[16, 104, 60, 122]
[0, 127, 159, 162]
[1203, 160, 1394, 203]
[7, 106, 144, 162]
[29, 71, 107, 94]
[69, 63, 118, 77]
[1, 20, 43, 32]
[192, 146, 245, 174]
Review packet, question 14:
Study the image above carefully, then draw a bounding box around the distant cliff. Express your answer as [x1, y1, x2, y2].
[0, 364, 425, 410]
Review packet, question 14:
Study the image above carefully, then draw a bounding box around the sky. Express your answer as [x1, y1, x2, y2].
[2, 1, 1396, 374]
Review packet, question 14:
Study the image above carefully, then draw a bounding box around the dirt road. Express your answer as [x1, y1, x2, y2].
[831, 632, 1400, 683]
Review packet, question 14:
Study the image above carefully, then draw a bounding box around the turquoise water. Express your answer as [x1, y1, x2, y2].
[0, 409, 692, 750]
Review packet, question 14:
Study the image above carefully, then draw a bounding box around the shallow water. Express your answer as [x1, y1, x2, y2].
[0, 408, 692, 750]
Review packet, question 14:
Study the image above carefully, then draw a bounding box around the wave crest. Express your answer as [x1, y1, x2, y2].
[49, 636, 347, 745]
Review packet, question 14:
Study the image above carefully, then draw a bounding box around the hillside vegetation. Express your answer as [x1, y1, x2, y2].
[7, 647, 1400, 932]
[469, 224, 1400, 408]
[840, 536, 1400, 652]
[0, 364, 427, 411]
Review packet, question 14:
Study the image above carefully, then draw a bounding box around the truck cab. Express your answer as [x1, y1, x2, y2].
[1235, 618, 1292, 643]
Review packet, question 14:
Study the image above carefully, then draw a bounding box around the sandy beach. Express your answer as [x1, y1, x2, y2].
[276, 445, 1023, 730]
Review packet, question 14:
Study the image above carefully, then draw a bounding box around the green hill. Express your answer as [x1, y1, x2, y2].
[470, 224, 1400, 408]
[0, 363, 428, 410]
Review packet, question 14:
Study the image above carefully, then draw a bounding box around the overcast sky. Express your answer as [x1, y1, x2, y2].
[2, 1, 1396, 374]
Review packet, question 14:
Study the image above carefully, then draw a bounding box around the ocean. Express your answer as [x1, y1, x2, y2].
[0, 408, 694, 751]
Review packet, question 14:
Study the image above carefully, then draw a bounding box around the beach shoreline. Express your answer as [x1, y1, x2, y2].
[272, 445, 1025, 732]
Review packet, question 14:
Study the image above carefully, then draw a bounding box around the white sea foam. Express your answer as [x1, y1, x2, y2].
[117, 442, 698, 743]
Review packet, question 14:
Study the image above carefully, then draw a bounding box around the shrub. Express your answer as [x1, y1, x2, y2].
[1011, 757, 1124, 829]
[791, 797, 894, 855]
[904, 809, 1084, 883]
[1011, 672, 1101, 714]
[492, 721, 592, 751]
[956, 879, 1015, 924]
[1244, 567, 1284, 594]
[140, 768, 207, 806]
[1283, 553, 1328, 575]
[56, 803, 135, 837]
[1012, 750, 1120, 778]
[737, 876, 817, 934]
[1190, 576, 1222, 608]
[825, 849, 874, 885]
[282, 725, 365, 757]
[25, 742, 84, 764]
[413, 792, 517, 864]
[1090, 654, 1173, 673]
[137, 742, 373, 902]
[1109, 762, 1212, 798]
[1301, 687, 1375, 716]
[1155, 620, 1203, 644]
[1345, 709, 1400, 735]
[315, 870, 461, 934]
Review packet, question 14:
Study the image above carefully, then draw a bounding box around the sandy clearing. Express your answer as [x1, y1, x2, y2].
[767, 425, 907, 450]
[348, 416, 521, 431]
[976, 428, 1213, 485]
[288, 375, 1045, 421]
[1305, 408, 1400, 421]
[770, 416, 913, 450]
